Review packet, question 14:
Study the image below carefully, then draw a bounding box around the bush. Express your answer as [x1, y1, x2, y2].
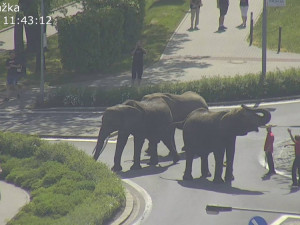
[57, 8, 124, 72]
[0, 132, 125, 225]
[43, 68, 300, 107]
[58, 0, 145, 72]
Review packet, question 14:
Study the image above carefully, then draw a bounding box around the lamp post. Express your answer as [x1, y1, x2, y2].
[40, 0, 45, 104]
[261, 0, 267, 82]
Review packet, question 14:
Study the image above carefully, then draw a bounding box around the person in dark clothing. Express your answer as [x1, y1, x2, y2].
[4, 51, 22, 101]
[131, 41, 146, 86]
[239, 0, 249, 28]
[287, 128, 300, 187]
[217, 0, 229, 31]
[264, 125, 276, 176]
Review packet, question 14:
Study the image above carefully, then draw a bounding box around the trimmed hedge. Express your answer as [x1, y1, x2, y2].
[42, 68, 300, 107]
[0, 132, 125, 225]
[58, 0, 145, 72]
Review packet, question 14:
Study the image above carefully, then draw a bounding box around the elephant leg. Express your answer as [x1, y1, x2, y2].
[162, 130, 180, 164]
[224, 137, 236, 182]
[144, 142, 151, 155]
[112, 132, 129, 172]
[201, 153, 212, 178]
[149, 141, 159, 165]
[183, 149, 195, 180]
[213, 149, 225, 183]
[167, 128, 178, 156]
[130, 136, 145, 170]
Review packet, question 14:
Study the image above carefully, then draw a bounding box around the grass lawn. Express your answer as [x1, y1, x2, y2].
[252, 0, 300, 53]
[0, 0, 189, 87]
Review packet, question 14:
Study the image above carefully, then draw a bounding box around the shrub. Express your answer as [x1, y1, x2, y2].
[57, 8, 124, 72]
[0, 132, 125, 225]
[43, 69, 300, 108]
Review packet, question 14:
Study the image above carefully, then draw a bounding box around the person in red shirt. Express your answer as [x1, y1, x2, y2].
[287, 128, 300, 187]
[264, 125, 276, 175]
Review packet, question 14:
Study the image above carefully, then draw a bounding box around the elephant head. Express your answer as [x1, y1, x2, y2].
[93, 104, 144, 160]
[220, 104, 271, 136]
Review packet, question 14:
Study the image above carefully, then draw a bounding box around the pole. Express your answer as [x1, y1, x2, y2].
[249, 12, 253, 46]
[277, 26, 282, 54]
[261, 0, 267, 81]
[40, 0, 45, 104]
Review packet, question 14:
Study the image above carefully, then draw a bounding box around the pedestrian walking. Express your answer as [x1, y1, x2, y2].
[264, 125, 276, 176]
[287, 128, 300, 187]
[239, 0, 249, 28]
[4, 51, 22, 101]
[131, 41, 146, 86]
[217, 0, 229, 31]
[190, 0, 202, 30]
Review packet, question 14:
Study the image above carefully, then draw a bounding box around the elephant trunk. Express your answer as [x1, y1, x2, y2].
[93, 128, 111, 160]
[242, 105, 271, 125]
[255, 108, 271, 125]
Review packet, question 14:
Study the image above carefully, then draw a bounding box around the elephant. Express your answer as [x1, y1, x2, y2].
[142, 91, 208, 153]
[93, 98, 180, 171]
[182, 105, 271, 183]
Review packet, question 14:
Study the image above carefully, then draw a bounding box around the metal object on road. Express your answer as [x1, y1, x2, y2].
[206, 204, 300, 216]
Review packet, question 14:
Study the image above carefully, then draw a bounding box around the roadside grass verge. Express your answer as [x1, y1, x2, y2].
[0, 132, 125, 225]
[42, 68, 300, 107]
[252, 0, 300, 53]
[0, 0, 189, 86]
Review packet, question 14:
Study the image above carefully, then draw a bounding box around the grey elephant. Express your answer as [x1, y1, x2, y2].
[182, 105, 271, 183]
[142, 91, 208, 152]
[93, 98, 179, 171]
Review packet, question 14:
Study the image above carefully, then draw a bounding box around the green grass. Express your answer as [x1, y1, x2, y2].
[252, 0, 300, 53]
[0, 132, 125, 225]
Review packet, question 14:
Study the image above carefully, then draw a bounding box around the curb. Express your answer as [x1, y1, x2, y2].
[110, 188, 134, 225]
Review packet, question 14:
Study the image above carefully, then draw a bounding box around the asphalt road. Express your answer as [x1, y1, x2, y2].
[48, 100, 300, 225]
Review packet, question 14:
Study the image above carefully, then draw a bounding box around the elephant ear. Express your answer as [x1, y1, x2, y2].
[219, 108, 245, 135]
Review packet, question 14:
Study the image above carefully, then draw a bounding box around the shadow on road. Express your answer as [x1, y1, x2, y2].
[118, 163, 177, 179]
[177, 178, 264, 195]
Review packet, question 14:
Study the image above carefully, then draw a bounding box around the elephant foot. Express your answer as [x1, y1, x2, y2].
[111, 164, 122, 172]
[200, 171, 212, 178]
[130, 163, 142, 170]
[183, 173, 193, 181]
[225, 175, 235, 182]
[213, 177, 224, 184]
[172, 154, 180, 164]
[148, 158, 158, 166]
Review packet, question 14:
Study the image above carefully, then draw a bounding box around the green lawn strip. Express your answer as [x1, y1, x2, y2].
[252, 0, 300, 53]
[43, 68, 300, 108]
[0, 132, 125, 225]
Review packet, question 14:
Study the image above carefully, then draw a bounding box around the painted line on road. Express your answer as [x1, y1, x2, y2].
[210, 98, 300, 110]
[42, 135, 134, 143]
[271, 215, 300, 225]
